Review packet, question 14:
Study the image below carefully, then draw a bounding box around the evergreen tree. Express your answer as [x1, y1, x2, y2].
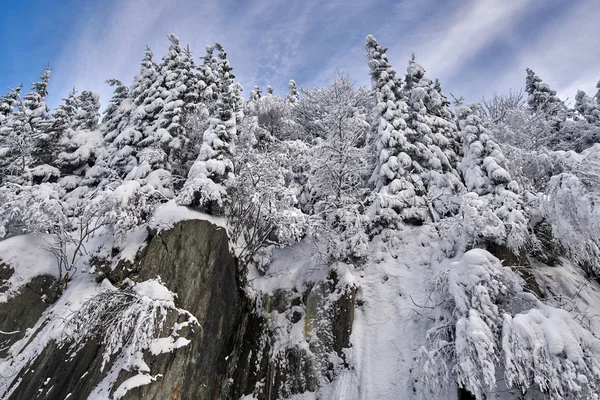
[0, 86, 22, 119]
[158, 34, 199, 133]
[72, 91, 100, 131]
[250, 85, 262, 102]
[365, 35, 429, 226]
[102, 79, 130, 140]
[0, 87, 32, 183]
[199, 45, 219, 106]
[130, 47, 160, 130]
[286, 80, 299, 105]
[23, 67, 50, 129]
[454, 102, 527, 251]
[177, 47, 241, 214]
[401, 55, 464, 221]
[56, 90, 102, 187]
[575, 89, 600, 126]
[525, 68, 568, 132]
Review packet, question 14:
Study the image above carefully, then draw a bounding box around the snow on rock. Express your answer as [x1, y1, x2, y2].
[115, 227, 148, 264]
[149, 199, 226, 232]
[133, 278, 175, 303]
[0, 273, 103, 399]
[0, 233, 58, 302]
[112, 374, 161, 400]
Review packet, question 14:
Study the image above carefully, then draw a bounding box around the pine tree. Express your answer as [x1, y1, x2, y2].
[158, 34, 199, 133]
[102, 79, 130, 141]
[365, 35, 429, 227]
[575, 89, 600, 126]
[454, 102, 527, 251]
[177, 46, 241, 214]
[0, 87, 32, 183]
[130, 47, 160, 129]
[250, 85, 262, 102]
[199, 45, 219, 105]
[286, 80, 299, 105]
[56, 90, 102, 187]
[23, 67, 50, 128]
[401, 55, 464, 221]
[103, 48, 161, 179]
[21, 68, 62, 167]
[525, 68, 568, 133]
[0, 86, 22, 120]
[72, 91, 100, 131]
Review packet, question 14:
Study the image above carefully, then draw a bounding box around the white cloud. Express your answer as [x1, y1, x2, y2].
[45, 0, 598, 111]
[416, 0, 532, 79]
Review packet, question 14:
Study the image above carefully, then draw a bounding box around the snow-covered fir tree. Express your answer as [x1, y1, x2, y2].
[401, 54, 464, 221]
[286, 79, 299, 105]
[575, 89, 600, 126]
[177, 43, 241, 214]
[250, 84, 262, 102]
[365, 35, 429, 227]
[448, 102, 527, 253]
[525, 68, 568, 135]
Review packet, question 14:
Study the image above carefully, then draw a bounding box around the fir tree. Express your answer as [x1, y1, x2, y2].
[177, 48, 240, 214]
[199, 45, 219, 105]
[56, 90, 102, 186]
[401, 55, 464, 221]
[0, 86, 22, 118]
[20, 68, 62, 167]
[250, 85, 262, 102]
[102, 79, 130, 141]
[286, 80, 299, 105]
[23, 67, 50, 127]
[454, 102, 527, 251]
[525, 68, 568, 132]
[0, 87, 32, 183]
[365, 35, 428, 226]
[575, 89, 600, 126]
[72, 91, 100, 131]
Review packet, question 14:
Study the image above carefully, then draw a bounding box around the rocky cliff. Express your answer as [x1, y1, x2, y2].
[0, 219, 356, 399]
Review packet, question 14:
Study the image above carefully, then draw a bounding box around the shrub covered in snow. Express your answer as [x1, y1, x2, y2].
[420, 249, 600, 399]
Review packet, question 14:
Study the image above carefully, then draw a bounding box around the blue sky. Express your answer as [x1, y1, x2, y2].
[1, 0, 598, 111]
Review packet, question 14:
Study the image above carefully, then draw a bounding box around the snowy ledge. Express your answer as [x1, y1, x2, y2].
[148, 200, 227, 233]
[0, 234, 59, 303]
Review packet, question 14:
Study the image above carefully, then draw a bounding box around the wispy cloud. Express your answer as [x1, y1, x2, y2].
[43, 0, 599, 110]
[416, 0, 533, 80]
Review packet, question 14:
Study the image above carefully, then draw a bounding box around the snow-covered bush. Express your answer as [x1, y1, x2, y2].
[420, 249, 600, 399]
[542, 171, 600, 275]
[63, 279, 197, 398]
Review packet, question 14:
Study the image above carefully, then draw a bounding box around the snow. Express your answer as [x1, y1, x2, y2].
[149, 199, 226, 232]
[149, 336, 191, 356]
[248, 226, 440, 399]
[116, 227, 148, 264]
[0, 272, 102, 399]
[246, 240, 333, 294]
[112, 373, 160, 399]
[0, 233, 58, 302]
[133, 278, 175, 303]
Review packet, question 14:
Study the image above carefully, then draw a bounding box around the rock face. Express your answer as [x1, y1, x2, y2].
[0, 269, 56, 358]
[2, 219, 356, 399]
